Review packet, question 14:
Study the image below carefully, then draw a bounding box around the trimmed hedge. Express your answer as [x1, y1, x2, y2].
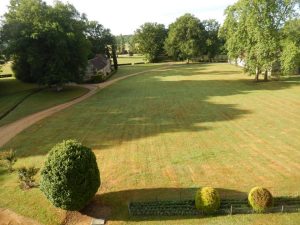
[195, 187, 220, 213]
[40, 140, 100, 210]
[248, 187, 273, 212]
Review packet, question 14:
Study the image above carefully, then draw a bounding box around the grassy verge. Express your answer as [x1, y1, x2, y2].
[0, 78, 38, 120]
[117, 55, 145, 64]
[0, 62, 13, 75]
[0, 85, 89, 127]
[1, 63, 300, 224]
[0, 77, 89, 127]
[110, 63, 172, 81]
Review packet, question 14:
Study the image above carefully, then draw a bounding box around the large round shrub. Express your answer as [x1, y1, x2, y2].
[40, 140, 100, 210]
[248, 187, 273, 212]
[195, 187, 220, 213]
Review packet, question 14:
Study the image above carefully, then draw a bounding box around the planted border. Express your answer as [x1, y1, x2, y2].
[129, 197, 300, 217]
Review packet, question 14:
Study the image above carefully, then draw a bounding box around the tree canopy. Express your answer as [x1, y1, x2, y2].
[86, 21, 115, 58]
[164, 13, 206, 62]
[1, 0, 119, 86]
[280, 19, 300, 74]
[133, 23, 167, 62]
[115, 34, 134, 54]
[220, 0, 300, 80]
[202, 19, 225, 61]
[2, 0, 90, 86]
[85, 20, 118, 69]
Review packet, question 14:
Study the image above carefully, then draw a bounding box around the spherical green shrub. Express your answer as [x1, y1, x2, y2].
[40, 140, 100, 210]
[195, 187, 221, 213]
[248, 187, 273, 212]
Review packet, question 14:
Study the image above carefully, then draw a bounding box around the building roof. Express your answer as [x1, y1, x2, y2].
[89, 54, 108, 70]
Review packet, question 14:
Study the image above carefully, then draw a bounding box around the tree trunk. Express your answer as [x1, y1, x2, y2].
[105, 46, 111, 59]
[112, 44, 118, 70]
[264, 70, 268, 81]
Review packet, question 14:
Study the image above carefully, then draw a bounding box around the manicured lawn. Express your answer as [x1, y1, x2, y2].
[0, 61, 13, 75]
[1, 63, 300, 225]
[0, 78, 89, 126]
[109, 63, 172, 81]
[0, 77, 36, 95]
[117, 55, 145, 64]
[0, 78, 38, 120]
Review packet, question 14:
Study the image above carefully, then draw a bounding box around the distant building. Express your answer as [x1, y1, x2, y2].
[229, 58, 300, 75]
[84, 54, 112, 81]
[228, 58, 246, 67]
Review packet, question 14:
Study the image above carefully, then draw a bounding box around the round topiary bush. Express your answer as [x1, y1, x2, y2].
[195, 187, 221, 213]
[40, 140, 100, 211]
[248, 187, 273, 212]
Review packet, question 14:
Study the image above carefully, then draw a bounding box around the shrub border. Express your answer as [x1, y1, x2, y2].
[128, 198, 300, 217]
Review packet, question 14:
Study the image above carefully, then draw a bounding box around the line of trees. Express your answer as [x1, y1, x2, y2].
[132, 3, 299, 80]
[0, 0, 117, 88]
[115, 34, 135, 55]
[133, 14, 226, 63]
[219, 0, 300, 81]
[2, 0, 299, 85]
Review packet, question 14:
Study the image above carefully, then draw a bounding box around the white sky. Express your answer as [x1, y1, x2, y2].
[0, 0, 237, 35]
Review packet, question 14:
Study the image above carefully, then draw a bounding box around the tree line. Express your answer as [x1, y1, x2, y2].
[220, 0, 300, 81]
[133, 1, 299, 80]
[1, 0, 299, 86]
[0, 0, 117, 88]
[132, 14, 225, 63]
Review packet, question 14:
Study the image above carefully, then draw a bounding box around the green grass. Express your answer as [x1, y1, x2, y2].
[0, 77, 89, 126]
[0, 78, 38, 120]
[117, 55, 145, 64]
[0, 61, 13, 75]
[0, 86, 89, 126]
[1, 63, 300, 224]
[109, 63, 172, 81]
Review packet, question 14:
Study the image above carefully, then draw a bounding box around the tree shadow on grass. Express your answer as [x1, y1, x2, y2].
[80, 187, 247, 221]
[3, 64, 300, 157]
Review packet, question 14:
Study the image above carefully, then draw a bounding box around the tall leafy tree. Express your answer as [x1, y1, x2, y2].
[165, 13, 206, 62]
[116, 34, 126, 54]
[86, 21, 113, 57]
[280, 19, 300, 74]
[220, 0, 299, 81]
[2, 0, 90, 88]
[202, 19, 225, 61]
[85, 21, 118, 69]
[115, 35, 135, 55]
[127, 37, 136, 55]
[134, 22, 167, 62]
